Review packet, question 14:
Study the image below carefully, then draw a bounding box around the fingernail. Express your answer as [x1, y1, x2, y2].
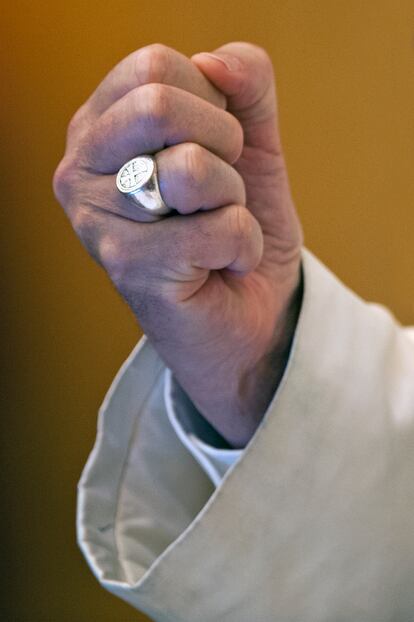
[196, 52, 242, 72]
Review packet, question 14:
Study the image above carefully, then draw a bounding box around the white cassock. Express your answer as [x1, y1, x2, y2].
[76, 249, 414, 622]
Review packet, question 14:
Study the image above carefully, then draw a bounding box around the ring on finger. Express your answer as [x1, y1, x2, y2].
[116, 155, 172, 219]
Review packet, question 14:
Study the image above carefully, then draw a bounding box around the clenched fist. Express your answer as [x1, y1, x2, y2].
[53, 43, 303, 447]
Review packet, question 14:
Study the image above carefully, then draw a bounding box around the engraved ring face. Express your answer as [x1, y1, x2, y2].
[116, 156, 155, 194]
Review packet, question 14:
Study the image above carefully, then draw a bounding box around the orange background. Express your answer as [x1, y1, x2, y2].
[2, 1, 413, 620]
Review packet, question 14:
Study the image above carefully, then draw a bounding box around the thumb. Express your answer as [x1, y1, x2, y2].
[191, 42, 280, 152]
[192, 43, 303, 269]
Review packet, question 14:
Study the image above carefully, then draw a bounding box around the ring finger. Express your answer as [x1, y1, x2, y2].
[80, 143, 246, 223]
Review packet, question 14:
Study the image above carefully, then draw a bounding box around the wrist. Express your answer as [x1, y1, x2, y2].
[174, 264, 303, 449]
[225, 266, 303, 447]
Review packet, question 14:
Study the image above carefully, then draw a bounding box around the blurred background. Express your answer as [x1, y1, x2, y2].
[1, 0, 413, 620]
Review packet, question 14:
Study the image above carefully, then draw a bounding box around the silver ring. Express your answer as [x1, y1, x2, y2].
[116, 155, 172, 218]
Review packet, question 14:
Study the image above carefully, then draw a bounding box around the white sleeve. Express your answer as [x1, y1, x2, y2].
[165, 327, 414, 486]
[76, 248, 414, 621]
[165, 328, 414, 487]
[405, 327, 414, 341]
[164, 368, 242, 485]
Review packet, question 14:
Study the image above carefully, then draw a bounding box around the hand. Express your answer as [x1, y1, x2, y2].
[53, 43, 303, 447]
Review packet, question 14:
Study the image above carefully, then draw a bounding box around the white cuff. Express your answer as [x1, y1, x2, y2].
[164, 369, 242, 486]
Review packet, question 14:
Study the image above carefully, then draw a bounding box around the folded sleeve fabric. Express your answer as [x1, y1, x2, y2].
[77, 248, 414, 622]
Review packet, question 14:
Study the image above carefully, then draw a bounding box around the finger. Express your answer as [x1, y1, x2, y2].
[157, 144, 246, 214]
[67, 45, 226, 152]
[177, 204, 263, 276]
[192, 43, 278, 150]
[83, 143, 246, 223]
[84, 44, 226, 119]
[192, 43, 303, 261]
[80, 84, 243, 173]
[89, 204, 264, 291]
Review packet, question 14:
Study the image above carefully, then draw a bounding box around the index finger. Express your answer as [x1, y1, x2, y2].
[83, 44, 226, 121]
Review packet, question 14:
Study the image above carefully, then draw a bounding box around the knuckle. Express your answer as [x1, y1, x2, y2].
[67, 205, 102, 265]
[183, 144, 209, 188]
[52, 156, 78, 204]
[98, 234, 129, 285]
[227, 204, 252, 243]
[133, 43, 170, 85]
[70, 206, 94, 238]
[140, 82, 170, 126]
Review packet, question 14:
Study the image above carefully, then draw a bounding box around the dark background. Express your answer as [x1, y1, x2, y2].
[2, 1, 413, 620]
